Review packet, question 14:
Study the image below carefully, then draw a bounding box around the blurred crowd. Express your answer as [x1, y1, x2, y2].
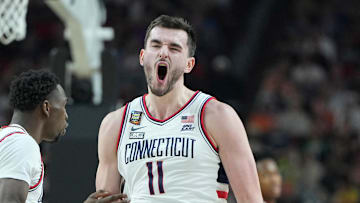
[0, 0, 359, 202]
[248, 0, 360, 202]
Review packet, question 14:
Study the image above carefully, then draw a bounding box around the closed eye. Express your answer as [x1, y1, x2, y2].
[170, 47, 181, 52]
[150, 39, 162, 48]
[169, 43, 182, 52]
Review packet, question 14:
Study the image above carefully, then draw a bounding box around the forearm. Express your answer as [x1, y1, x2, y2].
[220, 141, 263, 202]
[224, 155, 263, 203]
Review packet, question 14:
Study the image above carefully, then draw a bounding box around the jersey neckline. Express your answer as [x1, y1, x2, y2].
[142, 90, 200, 123]
[8, 124, 29, 135]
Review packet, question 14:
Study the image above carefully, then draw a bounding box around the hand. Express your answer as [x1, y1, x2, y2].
[84, 190, 129, 203]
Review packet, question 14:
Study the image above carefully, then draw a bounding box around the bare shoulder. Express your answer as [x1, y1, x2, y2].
[101, 106, 127, 128]
[204, 99, 238, 120]
[99, 106, 127, 135]
[98, 106, 127, 151]
[203, 99, 246, 147]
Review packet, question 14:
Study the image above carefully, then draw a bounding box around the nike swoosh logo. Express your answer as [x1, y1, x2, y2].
[131, 126, 146, 131]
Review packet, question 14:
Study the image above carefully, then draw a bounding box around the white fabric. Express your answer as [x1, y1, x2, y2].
[0, 124, 43, 203]
[118, 91, 228, 203]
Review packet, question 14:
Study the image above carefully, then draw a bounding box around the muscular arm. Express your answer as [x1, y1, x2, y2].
[204, 99, 263, 203]
[96, 107, 125, 194]
[0, 178, 28, 203]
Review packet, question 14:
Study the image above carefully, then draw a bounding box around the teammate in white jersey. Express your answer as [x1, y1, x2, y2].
[0, 70, 128, 203]
[96, 15, 263, 202]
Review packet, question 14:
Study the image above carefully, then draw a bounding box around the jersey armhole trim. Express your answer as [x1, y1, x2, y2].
[116, 103, 129, 153]
[0, 131, 42, 191]
[200, 97, 218, 152]
[29, 160, 43, 191]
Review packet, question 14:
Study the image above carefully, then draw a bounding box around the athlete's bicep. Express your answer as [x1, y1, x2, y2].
[0, 178, 28, 203]
[96, 108, 125, 194]
[204, 100, 263, 203]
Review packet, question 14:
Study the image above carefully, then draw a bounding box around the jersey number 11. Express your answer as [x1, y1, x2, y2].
[146, 161, 165, 195]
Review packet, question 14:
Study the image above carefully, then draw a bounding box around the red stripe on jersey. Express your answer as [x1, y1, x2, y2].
[0, 130, 43, 190]
[29, 161, 43, 190]
[116, 103, 129, 153]
[0, 132, 25, 143]
[216, 190, 228, 199]
[142, 90, 200, 123]
[200, 97, 218, 152]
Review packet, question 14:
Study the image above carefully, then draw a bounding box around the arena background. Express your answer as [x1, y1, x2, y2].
[0, 0, 359, 202]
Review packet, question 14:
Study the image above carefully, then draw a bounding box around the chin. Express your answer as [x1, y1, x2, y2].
[150, 85, 173, 97]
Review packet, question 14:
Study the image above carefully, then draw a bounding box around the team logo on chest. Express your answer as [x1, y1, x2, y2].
[130, 111, 143, 125]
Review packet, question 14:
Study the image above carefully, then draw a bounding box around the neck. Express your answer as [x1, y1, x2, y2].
[10, 110, 43, 144]
[146, 84, 195, 120]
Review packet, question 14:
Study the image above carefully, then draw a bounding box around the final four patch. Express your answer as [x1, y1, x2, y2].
[130, 111, 143, 125]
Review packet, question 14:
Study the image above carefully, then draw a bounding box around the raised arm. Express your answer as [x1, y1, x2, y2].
[0, 178, 28, 203]
[204, 99, 263, 203]
[96, 107, 125, 194]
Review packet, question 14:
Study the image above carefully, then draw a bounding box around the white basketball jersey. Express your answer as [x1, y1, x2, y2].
[117, 91, 229, 203]
[0, 124, 44, 203]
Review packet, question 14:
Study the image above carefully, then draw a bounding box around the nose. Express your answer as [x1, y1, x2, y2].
[159, 46, 169, 59]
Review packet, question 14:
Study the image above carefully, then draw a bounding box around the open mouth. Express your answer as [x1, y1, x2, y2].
[157, 62, 168, 81]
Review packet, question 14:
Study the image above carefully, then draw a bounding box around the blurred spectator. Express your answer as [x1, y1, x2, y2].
[257, 158, 283, 203]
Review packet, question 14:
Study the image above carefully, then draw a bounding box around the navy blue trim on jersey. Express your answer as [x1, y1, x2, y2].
[217, 163, 229, 184]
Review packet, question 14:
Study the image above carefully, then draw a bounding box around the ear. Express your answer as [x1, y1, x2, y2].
[139, 49, 145, 66]
[41, 100, 51, 118]
[184, 57, 195, 73]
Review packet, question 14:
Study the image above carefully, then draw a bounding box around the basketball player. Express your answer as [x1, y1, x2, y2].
[257, 158, 282, 203]
[0, 70, 127, 203]
[96, 15, 263, 202]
